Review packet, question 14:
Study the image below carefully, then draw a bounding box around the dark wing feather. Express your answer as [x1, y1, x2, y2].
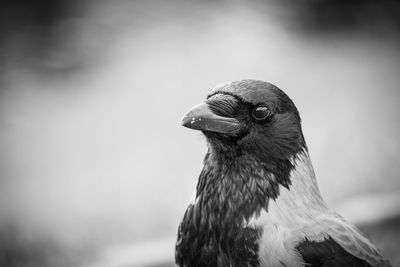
[288, 213, 392, 266]
[296, 237, 372, 267]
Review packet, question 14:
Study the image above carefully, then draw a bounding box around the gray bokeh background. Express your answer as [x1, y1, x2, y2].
[0, 1, 399, 266]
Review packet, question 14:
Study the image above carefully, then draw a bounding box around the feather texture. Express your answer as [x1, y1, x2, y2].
[177, 80, 392, 267]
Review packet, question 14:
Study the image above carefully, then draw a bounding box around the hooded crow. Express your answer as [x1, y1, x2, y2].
[175, 80, 392, 267]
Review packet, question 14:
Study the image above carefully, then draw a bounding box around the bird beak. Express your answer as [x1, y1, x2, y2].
[181, 103, 242, 136]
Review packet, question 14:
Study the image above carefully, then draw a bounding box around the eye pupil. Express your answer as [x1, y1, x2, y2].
[252, 106, 271, 121]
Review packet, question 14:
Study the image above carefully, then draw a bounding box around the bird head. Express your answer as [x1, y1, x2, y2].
[182, 80, 306, 164]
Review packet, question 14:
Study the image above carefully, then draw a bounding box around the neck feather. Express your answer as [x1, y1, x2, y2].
[269, 150, 327, 221]
[245, 150, 328, 230]
[195, 148, 327, 223]
[175, 147, 327, 266]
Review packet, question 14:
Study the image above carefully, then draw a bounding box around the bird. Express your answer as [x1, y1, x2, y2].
[175, 80, 392, 267]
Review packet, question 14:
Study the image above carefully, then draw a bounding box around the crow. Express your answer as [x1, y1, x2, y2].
[175, 80, 392, 267]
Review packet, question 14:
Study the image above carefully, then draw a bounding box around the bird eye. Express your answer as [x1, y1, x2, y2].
[252, 106, 272, 121]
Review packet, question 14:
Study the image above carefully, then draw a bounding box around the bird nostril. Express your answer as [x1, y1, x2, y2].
[206, 94, 240, 118]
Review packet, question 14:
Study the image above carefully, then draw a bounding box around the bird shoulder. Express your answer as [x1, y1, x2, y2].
[290, 213, 392, 267]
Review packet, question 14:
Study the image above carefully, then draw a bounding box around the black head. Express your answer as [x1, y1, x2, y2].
[182, 80, 306, 163]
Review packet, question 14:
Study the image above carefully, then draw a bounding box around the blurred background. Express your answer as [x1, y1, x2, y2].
[0, 0, 399, 266]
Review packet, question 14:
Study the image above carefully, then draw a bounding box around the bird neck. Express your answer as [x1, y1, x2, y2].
[195, 147, 327, 225]
[196, 151, 274, 222]
[264, 150, 328, 227]
[177, 147, 328, 266]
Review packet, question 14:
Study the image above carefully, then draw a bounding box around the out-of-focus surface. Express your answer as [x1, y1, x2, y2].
[0, 0, 399, 266]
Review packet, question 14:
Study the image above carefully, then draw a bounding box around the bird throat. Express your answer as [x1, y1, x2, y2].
[176, 149, 300, 267]
[196, 151, 291, 219]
